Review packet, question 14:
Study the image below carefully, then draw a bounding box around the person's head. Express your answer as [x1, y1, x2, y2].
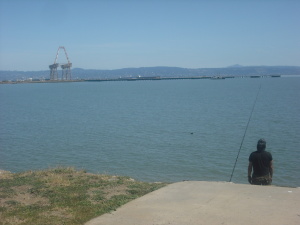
[257, 138, 266, 152]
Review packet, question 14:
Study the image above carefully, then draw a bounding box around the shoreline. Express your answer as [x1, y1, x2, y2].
[2, 168, 300, 224]
[0, 74, 286, 84]
[1, 168, 299, 188]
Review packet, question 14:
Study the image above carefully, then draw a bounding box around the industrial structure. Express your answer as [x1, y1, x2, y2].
[49, 46, 72, 80]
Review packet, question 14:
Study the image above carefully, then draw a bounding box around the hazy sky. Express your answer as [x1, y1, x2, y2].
[0, 0, 299, 71]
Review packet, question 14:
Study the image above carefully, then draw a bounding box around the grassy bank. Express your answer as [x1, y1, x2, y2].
[0, 167, 167, 225]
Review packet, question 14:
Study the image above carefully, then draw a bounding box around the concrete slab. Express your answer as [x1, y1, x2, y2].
[85, 181, 300, 225]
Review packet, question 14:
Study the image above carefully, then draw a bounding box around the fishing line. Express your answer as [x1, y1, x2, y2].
[229, 84, 261, 182]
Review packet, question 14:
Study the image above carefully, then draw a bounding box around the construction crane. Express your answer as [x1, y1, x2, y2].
[49, 46, 72, 80]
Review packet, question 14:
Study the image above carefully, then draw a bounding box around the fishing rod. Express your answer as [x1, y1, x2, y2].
[229, 85, 261, 182]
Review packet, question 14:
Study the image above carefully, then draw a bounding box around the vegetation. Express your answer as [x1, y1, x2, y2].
[0, 167, 167, 225]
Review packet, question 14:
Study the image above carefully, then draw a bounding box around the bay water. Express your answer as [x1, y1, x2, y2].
[0, 77, 299, 187]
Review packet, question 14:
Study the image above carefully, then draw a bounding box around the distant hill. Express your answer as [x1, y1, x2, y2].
[0, 66, 300, 81]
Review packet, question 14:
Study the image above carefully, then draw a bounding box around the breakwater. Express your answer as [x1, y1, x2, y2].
[0, 75, 281, 84]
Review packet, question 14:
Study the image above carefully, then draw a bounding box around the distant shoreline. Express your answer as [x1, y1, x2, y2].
[0, 74, 284, 84]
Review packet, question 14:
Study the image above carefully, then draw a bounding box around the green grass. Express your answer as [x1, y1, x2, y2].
[0, 167, 167, 225]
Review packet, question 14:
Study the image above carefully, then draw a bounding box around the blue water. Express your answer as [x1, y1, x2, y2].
[0, 77, 299, 187]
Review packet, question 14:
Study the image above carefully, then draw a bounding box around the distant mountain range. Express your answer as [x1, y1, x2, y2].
[0, 65, 299, 81]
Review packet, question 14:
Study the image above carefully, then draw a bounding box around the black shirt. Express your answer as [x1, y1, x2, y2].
[249, 150, 273, 177]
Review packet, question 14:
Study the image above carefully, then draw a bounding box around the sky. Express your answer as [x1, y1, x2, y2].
[0, 0, 299, 71]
